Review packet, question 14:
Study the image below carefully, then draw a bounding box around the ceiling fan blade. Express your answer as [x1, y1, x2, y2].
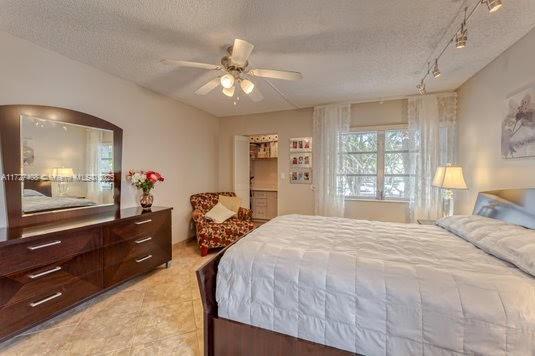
[231, 39, 254, 67]
[249, 68, 303, 81]
[161, 59, 220, 70]
[249, 86, 264, 102]
[195, 77, 221, 95]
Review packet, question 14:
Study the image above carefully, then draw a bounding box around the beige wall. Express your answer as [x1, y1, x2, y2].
[0, 31, 220, 243]
[219, 99, 410, 222]
[456, 28, 535, 214]
[219, 108, 315, 215]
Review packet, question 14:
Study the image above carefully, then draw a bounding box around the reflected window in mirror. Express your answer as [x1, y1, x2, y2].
[20, 115, 115, 215]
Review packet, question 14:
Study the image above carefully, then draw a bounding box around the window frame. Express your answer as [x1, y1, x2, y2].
[340, 124, 410, 202]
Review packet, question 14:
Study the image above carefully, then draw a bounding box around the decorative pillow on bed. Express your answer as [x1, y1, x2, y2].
[205, 202, 236, 223]
[437, 215, 535, 277]
[23, 189, 44, 197]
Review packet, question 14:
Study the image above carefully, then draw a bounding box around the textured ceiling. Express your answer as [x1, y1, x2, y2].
[1, 0, 534, 117]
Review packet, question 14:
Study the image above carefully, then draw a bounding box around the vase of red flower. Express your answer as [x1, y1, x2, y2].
[127, 170, 165, 210]
[139, 192, 154, 210]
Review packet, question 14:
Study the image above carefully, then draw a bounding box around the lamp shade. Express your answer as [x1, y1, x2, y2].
[222, 86, 235, 97]
[51, 167, 74, 177]
[220, 74, 235, 89]
[432, 165, 467, 190]
[240, 79, 255, 94]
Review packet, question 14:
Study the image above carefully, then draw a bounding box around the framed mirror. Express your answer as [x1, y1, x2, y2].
[0, 105, 122, 227]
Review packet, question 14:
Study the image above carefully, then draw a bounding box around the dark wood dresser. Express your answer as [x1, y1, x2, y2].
[0, 206, 172, 342]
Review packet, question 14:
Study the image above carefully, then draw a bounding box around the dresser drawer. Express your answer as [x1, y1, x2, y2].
[0, 228, 102, 277]
[103, 230, 170, 267]
[0, 250, 101, 307]
[104, 211, 170, 246]
[0, 271, 101, 340]
[103, 246, 170, 288]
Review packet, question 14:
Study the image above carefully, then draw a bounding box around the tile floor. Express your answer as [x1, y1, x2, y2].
[0, 240, 213, 356]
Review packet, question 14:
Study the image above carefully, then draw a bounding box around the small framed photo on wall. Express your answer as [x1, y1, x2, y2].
[289, 153, 312, 168]
[290, 169, 312, 184]
[289, 137, 312, 153]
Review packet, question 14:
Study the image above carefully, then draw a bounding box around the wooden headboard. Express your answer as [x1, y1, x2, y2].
[23, 180, 52, 197]
[473, 188, 535, 229]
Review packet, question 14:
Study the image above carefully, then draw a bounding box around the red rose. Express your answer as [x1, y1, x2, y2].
[146, 171, 158, 183]
[146, 171, 164, 183]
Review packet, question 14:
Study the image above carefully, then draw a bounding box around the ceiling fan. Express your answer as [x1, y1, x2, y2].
[162, 39, 303, 102]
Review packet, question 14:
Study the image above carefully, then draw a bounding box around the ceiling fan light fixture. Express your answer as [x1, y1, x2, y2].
[240, 79, 255, 94]
[483, 0, 502, 12]
[220, 74, 235, 89]
[222, 86, 235, 97]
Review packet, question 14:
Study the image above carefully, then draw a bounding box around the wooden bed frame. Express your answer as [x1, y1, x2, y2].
[196, 188, 535, 356]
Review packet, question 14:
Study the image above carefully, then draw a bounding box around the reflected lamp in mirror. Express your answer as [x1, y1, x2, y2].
[50, 167, 74, 196]
[432, 165, 468, 217]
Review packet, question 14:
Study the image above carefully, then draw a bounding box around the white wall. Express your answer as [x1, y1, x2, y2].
[0, 31, 220, 243]
[456, 28, 535, 214]
[219, 99, 410, 222]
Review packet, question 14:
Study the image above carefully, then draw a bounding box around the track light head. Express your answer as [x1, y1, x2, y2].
[417, 81, 426, 95]
[456, 7, 469, 49]
[455, 25, 468, 48]
[432, 60, 441, 78]
[483, 0, 503, 13]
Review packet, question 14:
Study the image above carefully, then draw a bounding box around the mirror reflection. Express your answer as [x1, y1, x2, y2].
[21, 115, 114, 214]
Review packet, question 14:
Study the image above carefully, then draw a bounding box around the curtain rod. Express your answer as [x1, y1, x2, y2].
[314, 91, 456, 109]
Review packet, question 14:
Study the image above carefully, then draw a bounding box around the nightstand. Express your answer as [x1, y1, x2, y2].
[417, 219, 436, 225]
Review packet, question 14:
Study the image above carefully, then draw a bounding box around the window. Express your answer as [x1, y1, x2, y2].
[99, 144, 113, 191]
[338, 128, 412, 200]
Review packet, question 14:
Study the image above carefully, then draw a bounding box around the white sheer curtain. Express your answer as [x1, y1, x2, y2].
[313, 103, 350, 217]
[408, 93, 457, 221]
[86, 130, 103, 204]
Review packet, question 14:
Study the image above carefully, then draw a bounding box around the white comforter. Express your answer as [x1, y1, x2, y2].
[23, 195, 96, 213]
[216, 215, 535, 355]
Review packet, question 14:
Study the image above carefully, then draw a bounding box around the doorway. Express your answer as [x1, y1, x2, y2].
[233, 134, 279, 223]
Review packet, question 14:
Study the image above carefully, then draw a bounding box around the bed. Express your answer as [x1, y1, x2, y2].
[22, 188, 96, 213]
[196, 189, 535, 355]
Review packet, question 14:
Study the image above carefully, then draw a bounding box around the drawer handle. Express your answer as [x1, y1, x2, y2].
[135, 254, 153, 263]
[28, 266, 62, 279]
[134, 219, 152, 225]
[135, 237, 152, 244]
[27, 240, 62, 251]
[30, 292, 63, 307]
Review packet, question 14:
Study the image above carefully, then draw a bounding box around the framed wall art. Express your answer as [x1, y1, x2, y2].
[289, 137, 312, 184]
[289, 137, 312, 153]
[502, 85, 535, 159]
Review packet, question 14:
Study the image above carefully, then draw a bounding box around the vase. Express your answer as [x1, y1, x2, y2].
[140, 192, 154, 210]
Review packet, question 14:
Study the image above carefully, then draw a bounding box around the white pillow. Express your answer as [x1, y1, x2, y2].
[437, 215, 535, 277]
[205, 202, 236, 224]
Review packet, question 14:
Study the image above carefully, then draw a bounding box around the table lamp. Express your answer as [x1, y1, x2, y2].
[51, 167, 74, 196]
[432, 165, 467, 217]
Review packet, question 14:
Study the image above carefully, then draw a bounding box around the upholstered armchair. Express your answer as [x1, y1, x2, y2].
[190, 192, 254, 256]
